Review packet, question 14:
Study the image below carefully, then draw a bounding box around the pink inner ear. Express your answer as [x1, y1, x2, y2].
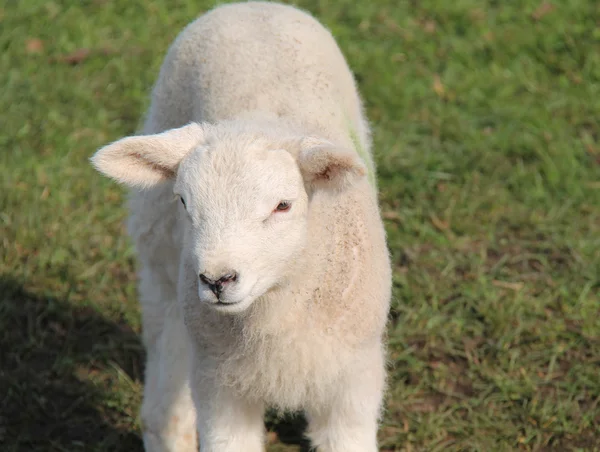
[315, 163, 350, 182]
[315, 161, 366, 181]
[316, 167, 333, 181]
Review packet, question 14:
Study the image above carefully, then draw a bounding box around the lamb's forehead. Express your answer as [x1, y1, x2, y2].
[176, 135, 301, 200]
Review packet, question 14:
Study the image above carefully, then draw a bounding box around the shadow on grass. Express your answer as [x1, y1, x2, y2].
[0, 276, 309, 451]
[266, 410, 311, 451]
[0, 276, 144, 451]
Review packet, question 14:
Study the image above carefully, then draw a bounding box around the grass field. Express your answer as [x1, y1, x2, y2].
[1, 0, 599, 450]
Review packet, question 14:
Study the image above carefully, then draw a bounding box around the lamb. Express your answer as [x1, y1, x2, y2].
[91, 2, 391, 451]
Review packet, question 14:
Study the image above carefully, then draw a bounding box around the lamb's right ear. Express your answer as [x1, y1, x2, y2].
[295, 137, 367, 192]
[90, 123, 204, 188]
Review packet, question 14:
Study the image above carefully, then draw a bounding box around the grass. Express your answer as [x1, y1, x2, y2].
[1, 0, 599, 450]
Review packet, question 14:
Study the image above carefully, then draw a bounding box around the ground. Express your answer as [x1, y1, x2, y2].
[1, 0, 599, 450]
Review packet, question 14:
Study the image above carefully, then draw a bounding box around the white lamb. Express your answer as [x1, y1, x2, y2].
[91, 2, 391, 451]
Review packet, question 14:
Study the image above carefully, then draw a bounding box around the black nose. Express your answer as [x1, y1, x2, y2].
[199, 272, 238, 296]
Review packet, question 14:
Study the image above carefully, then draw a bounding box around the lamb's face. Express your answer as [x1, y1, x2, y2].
[91, 122, 367, 314]
[174, 138, 309, 313]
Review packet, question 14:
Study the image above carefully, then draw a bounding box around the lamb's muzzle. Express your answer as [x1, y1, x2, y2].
[199, 272, 238, 297]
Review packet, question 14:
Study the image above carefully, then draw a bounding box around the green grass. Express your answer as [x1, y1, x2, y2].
[1, 0, 599, 450]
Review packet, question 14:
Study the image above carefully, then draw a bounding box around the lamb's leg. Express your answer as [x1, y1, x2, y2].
[139, 290, 197, 452]
[190, 362, 265, 452]
[306, 347, 385, 452]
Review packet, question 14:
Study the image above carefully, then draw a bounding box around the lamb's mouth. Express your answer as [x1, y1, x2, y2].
[214, 300, 241, 306]
[209, 297, 254, 314]
[203, 280, 260, 312]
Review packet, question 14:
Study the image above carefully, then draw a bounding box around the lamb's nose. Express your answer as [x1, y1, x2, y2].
[199, 272, 238, 296]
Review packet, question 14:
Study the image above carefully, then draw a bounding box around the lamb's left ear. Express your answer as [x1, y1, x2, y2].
[296, 137, 367, 191]
[90, 123, 204, 188]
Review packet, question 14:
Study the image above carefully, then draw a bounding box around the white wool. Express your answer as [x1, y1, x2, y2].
[91, 3, 391, 452]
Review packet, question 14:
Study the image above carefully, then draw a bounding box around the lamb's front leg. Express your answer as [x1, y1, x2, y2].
[190, 356, 265, 452]
[140, 295, 197, 452]
[306, 346, 386, 452]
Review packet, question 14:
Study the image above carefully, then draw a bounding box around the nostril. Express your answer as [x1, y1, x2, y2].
[219, 272, 237, 284]
[199, 273, 214, 285]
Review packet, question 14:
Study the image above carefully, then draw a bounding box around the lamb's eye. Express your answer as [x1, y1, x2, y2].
[275, 201, 291, 212]
[180, 197, 186, 208]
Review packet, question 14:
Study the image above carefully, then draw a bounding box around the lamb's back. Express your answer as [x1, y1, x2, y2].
[144, 2, 367, 149]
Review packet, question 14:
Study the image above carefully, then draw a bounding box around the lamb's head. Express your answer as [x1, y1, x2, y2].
[91, 122, 366, 313]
